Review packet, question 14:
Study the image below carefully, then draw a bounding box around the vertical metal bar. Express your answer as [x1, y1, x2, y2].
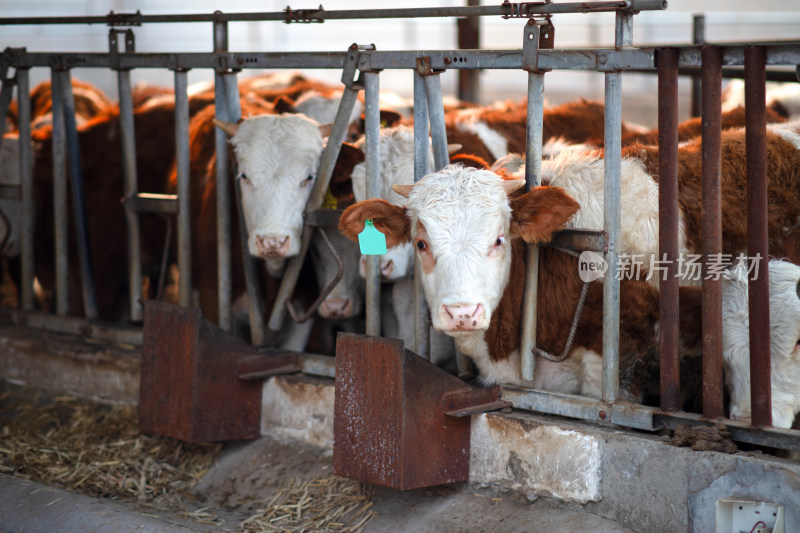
[744, 46, 772, 427]
[50, 69, 69, 315]
[225, 72, 267, 345]
[657, 48, 680, 412]
[691, 15, 705, 118]
[413, 70, 431, 361]
[364, 71, 382, 337]
[214, 20, 232, 331]
[16, 69, 33, 312]
[700, 45, 724, 420]
[423, 74, 449, 171]
[457, 0, 481, 103]
[603, 71, 622, 402]
[614, 10, 633, 48]
[60, 70, 98, 319]
[117, 67, 143, 321]
[266, 86, 361, 336]
[174, 70, 192, 308]
[520, 70, 545, 383]
[0, 66, 14, 145]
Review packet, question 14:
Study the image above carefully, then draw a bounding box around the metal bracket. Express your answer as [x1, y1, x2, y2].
[442, 387, 511, 417]
[341, 43, 374, 88]
[283, 5, 326, 24]
[522, 17, 554, 73]
[108, 29, 135, 70]
[415, 56, 445, 77]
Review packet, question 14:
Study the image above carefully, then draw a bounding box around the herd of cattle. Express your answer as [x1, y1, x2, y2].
[3, 72, 800, 429]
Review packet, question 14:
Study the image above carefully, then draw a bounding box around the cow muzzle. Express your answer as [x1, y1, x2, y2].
[319, 298, 354, 319]
[438, 303, 486, 332]
[254, 234, 291, 258]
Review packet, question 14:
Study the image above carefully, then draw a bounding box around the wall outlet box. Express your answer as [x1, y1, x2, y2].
[715, 498, 784, 533]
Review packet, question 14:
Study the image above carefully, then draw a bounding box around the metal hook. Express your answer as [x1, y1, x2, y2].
[284, 227, 344, 323]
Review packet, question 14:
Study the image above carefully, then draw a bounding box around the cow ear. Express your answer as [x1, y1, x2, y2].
[331, 142, 366, 184]
[339, 199, 411, 249]
[509, 186, 579, 244]
[273, 95, 296, 114]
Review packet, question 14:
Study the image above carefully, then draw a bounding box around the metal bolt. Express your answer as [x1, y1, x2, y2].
[598, 55, 608, 65]
[444, 57, 451, 65]
[598, 410, 607, 419]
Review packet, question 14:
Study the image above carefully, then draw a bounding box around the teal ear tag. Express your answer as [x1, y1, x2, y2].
[358, 220, 387, 255]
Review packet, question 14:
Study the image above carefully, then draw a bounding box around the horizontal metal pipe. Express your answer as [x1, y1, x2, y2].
[124, 193, 178, 214]
[0, 307, 143, 346]
[0, 2, 666, 26]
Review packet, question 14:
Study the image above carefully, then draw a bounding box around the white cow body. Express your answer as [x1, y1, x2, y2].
[722, 260, 800, 428]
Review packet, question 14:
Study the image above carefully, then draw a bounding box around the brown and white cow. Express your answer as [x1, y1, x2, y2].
[339, 165, 701, 397]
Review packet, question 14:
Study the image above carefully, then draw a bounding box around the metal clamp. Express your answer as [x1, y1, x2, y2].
[522, 17, 554, 73]
[341, 43, 375, 88]
[415, 56, 444, 77]
[105, 10, 143, 27]
[283, 5, 325, 24]
[501, 1, 552, 19]
[108, 29, 135, 70]
[284, 227, 344, 323]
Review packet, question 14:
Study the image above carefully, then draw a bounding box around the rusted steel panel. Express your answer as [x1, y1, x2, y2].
[334, 333, 480, 490]
[138, 301, 263, 442]
[744, 46, 772, 427]
[700, 46, 724, 420]
[657, 47, 680, 412]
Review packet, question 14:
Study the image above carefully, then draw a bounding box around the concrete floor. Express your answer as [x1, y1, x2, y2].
[0, 434, 636, 533]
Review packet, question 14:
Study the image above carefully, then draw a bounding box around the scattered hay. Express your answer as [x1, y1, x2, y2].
[240, 476, 377, 533]
[0, 383, 221, 506]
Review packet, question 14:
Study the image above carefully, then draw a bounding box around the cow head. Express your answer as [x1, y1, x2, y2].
[309, 228, 364, 320]
[339, 165, 579, 336]
[215, 114, 330, 276]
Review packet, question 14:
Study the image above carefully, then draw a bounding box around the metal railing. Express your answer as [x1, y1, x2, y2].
[1, 3, 800, 452]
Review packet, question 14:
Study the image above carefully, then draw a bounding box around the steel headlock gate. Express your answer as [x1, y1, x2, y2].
[2, 2, 800, 487]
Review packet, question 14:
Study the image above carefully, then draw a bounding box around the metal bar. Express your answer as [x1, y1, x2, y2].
[214, 20, 232, 331]
[60, 70, 98, 319]
[423, 74, 449, 171]
[657, 47, 680, 413]
[174, 70, 192, 308]
[364, 70, 381, 337]
[520, 20, 545, 383]
[0, 66, 14, 146]
[657, 412, 800, 452]
[16, 68, 33, 312]
[0, 2, 667, 26]
[225, 72, 267, 345]
[0, 307, 143, 346]
[266, 77, 360, 336]
[700, 45, 724, 420]
[0, 186, 20, 200]
[602, 71, 622, 402]
[413, 70, 431, 361]
[744, 46, 772, 428]
[614, 10, 633, 48]
[117, 66, 142, 321]
[456, 0, 481, 104]
[690, 15, 705, 117]
[124, 193, 178, 215]
[50, 70, 69, 315]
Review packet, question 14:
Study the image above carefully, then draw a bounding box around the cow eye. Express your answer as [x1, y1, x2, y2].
[238, 173, 250, 184]
[495, 235, 505, 247]
[416, 240, 427, 251]
[301, 174, 315, 188]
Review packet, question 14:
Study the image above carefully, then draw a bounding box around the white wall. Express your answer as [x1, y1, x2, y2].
[2, 1, 799, 126]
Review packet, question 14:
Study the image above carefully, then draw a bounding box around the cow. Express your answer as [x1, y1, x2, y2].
[441, 98, 647, 165]
[531, 125, 800, 283]
[723, 259, 800, 428]
[339, 165, 702, 398]
[28, 79, 116, 131]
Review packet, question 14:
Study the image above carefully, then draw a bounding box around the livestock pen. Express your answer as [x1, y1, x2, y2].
[1, 3, 800, 531]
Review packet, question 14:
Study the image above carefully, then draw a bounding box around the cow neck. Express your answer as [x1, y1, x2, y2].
[483, 238, 526, 362]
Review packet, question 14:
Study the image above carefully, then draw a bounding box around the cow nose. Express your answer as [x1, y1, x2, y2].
[439, 303, 485, 331]
[319, 298, 353, 319]
[380, 259, 394, 280]
[255, 234, 291, 258]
